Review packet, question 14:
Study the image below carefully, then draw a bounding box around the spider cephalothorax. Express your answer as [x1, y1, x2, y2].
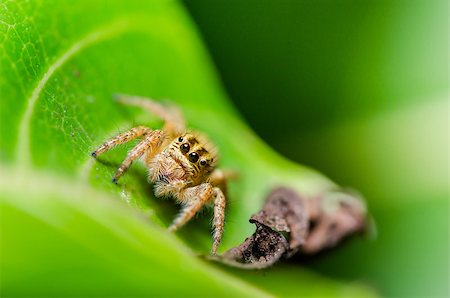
[91, 95, 231, 254]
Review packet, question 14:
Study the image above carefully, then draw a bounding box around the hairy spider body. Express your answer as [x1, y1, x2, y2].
[91, 95, 230, 255]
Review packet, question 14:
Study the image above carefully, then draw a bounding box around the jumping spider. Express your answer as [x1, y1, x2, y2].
[91, 95, 231, 255]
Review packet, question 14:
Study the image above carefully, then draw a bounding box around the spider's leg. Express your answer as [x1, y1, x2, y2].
[209, 169, 237, 191]
[114, 94, 185, 137]
[112, 130, 164, 183]
[168, 183, 213, 232]
[211, 187, 226, 255]
[91, 126, 151, 158]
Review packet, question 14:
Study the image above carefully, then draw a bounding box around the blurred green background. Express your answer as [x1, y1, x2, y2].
[1, 0, 447, 297]
[185, 0, 448, 297]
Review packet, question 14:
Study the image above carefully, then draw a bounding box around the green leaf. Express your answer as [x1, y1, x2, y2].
[0, 1, 376, 297]
[1, 168, 270, 297]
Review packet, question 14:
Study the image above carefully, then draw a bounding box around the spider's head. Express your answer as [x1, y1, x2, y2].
[173, 132, 217, 177]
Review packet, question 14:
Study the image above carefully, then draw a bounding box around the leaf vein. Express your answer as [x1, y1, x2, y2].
[16, 18, 135, 167]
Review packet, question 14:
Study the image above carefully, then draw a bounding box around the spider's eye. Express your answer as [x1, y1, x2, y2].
[188, 152, 199, 163]
[178, 137, 183, 142]
[200, 160, 207, 166]
[180, 143, 190, 153]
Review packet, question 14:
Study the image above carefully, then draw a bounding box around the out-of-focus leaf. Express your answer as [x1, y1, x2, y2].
[0, 168, 270, 297]
[184, 1, 448, 296]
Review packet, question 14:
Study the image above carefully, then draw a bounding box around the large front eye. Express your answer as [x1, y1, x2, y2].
[180, 143, 190, 153]
[188, 152, 199, 163]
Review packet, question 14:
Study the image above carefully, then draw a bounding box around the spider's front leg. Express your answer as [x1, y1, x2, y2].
[91, 126, 151, 158]
[167, 182, 226, 255]
[168, 183, 213, 232]
[211, 187, 226, 255]
[112, 130, 164, 182]
[92, 128, 164, 183]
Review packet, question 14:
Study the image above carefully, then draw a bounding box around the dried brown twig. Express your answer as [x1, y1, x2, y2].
[210, 187, 368, 269]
